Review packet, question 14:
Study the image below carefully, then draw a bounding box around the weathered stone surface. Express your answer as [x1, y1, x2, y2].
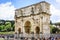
[15, 1, 51, 34]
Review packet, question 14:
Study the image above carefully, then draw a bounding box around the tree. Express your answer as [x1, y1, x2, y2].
[52, 27, 58, 33]
[10, 21, 15, 31]
[5, 22, 11, 31]
[50, 25, 54, 33]
[50, 20, 53, 25]
[0, 25, 5, 32]
[50, 25, 60, 34]
[12, 24, 15, 31]
[0, 20, 15, 32]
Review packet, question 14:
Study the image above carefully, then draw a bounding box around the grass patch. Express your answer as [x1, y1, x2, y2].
[0, 31, 14, 34]
[0, 38, 4, 40]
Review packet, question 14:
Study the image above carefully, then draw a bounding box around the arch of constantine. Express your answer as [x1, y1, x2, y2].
[15, 1, 51, 35]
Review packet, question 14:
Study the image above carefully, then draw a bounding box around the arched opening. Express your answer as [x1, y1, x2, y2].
[35, 27, 40, 34]
[18, 28, 21, 34]
[24, 21, 31, 34]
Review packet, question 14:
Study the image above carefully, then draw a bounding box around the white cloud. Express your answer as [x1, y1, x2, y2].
[50, 5, 60, 23]
[56, 0, 60, 3]
[0, 2, 16, 20]
[0, 1, 60, 23]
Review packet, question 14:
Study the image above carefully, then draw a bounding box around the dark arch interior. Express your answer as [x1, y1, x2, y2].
[35, 27, 40, 34]
[24, 21, 31, 34]
[18, 28, 21, 34]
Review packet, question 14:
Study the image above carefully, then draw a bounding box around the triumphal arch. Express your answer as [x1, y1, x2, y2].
[15, 1, 51, 35]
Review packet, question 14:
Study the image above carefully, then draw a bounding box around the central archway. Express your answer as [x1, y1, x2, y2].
[24, 21, 31, 34]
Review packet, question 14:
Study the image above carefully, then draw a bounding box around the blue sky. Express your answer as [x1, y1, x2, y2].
[0, 0, 60, 23]
[0, 0, 56, 8]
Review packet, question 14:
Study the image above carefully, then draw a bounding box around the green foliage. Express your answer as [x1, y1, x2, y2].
[0, 25, 5, 31]
[0, 20, 15, 32]
[5, 22, 11, 31]
[50, 25, 60, 34]
[50, 25, 54, 33]
[0, 31, 14, 34]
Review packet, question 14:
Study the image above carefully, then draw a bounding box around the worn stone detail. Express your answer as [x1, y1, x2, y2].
[15, 1, 51, 34]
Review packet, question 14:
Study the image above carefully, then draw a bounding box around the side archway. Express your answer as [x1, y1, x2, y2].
[24, 21, 31, 34]
[18, 28, 21, 34]
[35, 26, 40, 34]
